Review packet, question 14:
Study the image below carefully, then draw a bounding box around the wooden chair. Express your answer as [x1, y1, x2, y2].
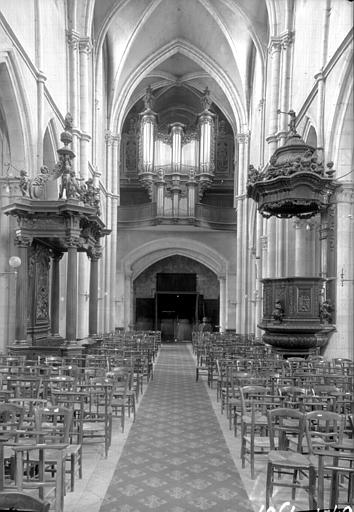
[50, 391, 85, 491]
[266, 408, 316, 509]
[240, 386, 279, 479]
[77, 381, 113, 458]
[107, 367, 132, 432]
[304, 410, 346, 507]
[0, 490, 50, 512]
[10, 443, 67, 512]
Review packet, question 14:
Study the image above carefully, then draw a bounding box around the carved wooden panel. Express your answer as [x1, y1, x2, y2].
[28, 242, 50, 341]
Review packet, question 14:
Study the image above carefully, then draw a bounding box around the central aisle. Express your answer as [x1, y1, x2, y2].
[100, 344, 250, 512]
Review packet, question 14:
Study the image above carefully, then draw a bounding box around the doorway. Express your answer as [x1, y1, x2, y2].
[155, 292, 198, 342]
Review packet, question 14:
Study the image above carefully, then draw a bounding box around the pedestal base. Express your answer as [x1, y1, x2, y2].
[260, 323, 335, 357]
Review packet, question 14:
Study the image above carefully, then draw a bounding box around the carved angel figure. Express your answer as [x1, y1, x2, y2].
[247, 164, 260, 184]
[19, 170, 29, 196]
[320, 299, 334, 324]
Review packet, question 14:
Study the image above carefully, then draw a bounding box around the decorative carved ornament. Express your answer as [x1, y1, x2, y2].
[247, 111, 339, 219]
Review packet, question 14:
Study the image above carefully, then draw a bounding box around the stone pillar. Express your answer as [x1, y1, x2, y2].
[267, 38, 282, 156]
[124, 271, 133, 330]
[67, 30, 80, 157]
[275, 218, 286, 277]
[79, 37, 92, 180]
[278, 32, 294, 145]
[218, 275, 226, 332]
[266, 217, 277, 277]
[235, 132, 250, 333]
[293, 219, 317, 277]
[14, 236, 32, 344]
[36, 73, 46, 169]
[110, 135, 119, 332]
[51, 252, 62, 336]
[328, 184, 354, 359]
[66, 238, 79, 342]
[104, 133, 113, 333]
[89, 246, 102, 336]
[104, 212, 112, 333]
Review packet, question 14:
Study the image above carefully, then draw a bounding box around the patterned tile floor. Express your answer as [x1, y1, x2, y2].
[99, 344, 251, 512]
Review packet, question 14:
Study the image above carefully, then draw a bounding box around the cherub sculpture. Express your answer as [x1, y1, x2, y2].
[19, 170, 29, 196]
[320, 299, 334, 324]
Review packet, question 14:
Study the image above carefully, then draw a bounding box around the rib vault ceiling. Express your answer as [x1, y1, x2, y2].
[92, 0, 269, 133]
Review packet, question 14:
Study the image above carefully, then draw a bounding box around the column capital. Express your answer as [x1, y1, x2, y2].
[89, 245, 103, 261]
[112, 134, 121, 147]
[66, 29, 80, 49]
[79, 37, 93, 54]
[65, 236, 81, 249]
[268, 37, 282, 55]
[336, 182, 354, 203]
[236, 132, 250, 144]
[50, 250, 64, 262]
[14, 233, 32, 248]
[105, 130, 113, 146]
[280, 30, 294, 49]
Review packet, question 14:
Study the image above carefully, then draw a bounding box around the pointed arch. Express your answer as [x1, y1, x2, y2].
[0, 50, 33, 173]
[111, 39, 246, 135]
[120, 237, 228, 282]
[328, 52, 353, 177]
[43, 118, 59, 170]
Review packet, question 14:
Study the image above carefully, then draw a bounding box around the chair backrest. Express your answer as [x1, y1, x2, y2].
[0, 491, 50, 512]
[0, 402, 24, 433]
[240, 385, 275, 415]
[305, 410, 345, 453]
[34, 405, 73, 443]
[50, 390, 86, 444]
[267, 407, 306, 452]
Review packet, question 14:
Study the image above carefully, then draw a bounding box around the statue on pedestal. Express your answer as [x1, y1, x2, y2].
[19, 170, 29, 196]
[320, 299, 334, 324]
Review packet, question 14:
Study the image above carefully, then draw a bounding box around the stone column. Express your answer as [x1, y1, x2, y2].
[275, 218, 286, 277]
[278, 32, 294, 145]
[267, 38, 282, 157]
[293, 219, 317, 277]
[79, 37, 92, 180]
[66, 237, 79, 342]
[104, 132, 113, 333]
[14, 236, 32, 344]
[110, 135, 119, 332]
[266, 217, 277, 277]
[50, 252, 62, 336]
[329, 184, 354, 359]
[124, 271, 133, 330]
[218, 275, 226, 332]
[67, 30, 80, 157]
[89, 246, 102, 336]
[235, 133, 249, 333]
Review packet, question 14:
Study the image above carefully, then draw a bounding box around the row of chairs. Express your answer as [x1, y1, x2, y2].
[0, 330, 161, 511]
[194, 332, 353, 509]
